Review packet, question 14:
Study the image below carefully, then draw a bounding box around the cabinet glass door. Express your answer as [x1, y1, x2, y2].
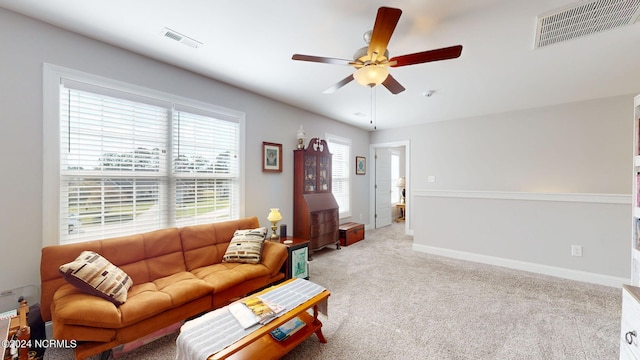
[304, 155, 317, 192]
[318, 156, 330, 192]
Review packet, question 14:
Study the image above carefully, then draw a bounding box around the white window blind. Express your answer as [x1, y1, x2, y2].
[58, 80, 240, 244]
[326, 134, 351, 218]
[172, 108, 240, 226]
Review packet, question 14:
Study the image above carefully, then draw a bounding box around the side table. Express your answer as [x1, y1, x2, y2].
[395, 203, 406, 223]
[278, 237, 310, 280]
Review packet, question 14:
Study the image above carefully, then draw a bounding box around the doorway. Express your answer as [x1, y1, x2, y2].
[369, 140, 410, 234]
[375, 148, 392, 228]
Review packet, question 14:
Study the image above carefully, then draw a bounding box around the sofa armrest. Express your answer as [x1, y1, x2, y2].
[260, 241, 288, 277]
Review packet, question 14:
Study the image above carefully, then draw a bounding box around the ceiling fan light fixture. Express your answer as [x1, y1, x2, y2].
[292, 6, 462, 96]
[353, 65, 389, 87]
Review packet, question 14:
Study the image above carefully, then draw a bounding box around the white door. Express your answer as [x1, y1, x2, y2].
[375, 148, 392, 228]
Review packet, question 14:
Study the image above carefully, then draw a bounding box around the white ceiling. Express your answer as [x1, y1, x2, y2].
[1, 0, 640, 130]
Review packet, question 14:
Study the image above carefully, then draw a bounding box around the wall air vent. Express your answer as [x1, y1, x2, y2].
[534, 0, 640, 48]
[161, 27, 203, 48]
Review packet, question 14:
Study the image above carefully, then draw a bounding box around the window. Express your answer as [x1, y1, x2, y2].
[325, 134, 350, 218]
[44, 65, 244, 245]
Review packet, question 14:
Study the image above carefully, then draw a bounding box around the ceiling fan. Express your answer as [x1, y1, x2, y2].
[292, 6, 463, 95]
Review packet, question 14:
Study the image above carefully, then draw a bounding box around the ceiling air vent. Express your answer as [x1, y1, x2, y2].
[534, 0, 640, 48]
[161, 27, 203, 48]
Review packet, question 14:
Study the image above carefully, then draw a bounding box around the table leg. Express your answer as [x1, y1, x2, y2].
[312, 305, 327, 343]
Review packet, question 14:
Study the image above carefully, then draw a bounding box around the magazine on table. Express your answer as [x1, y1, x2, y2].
[228, 297, 285, 328]
[258, 298, 285, 323]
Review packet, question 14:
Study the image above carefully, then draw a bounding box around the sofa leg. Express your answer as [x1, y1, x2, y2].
[99, 350, 111, 360]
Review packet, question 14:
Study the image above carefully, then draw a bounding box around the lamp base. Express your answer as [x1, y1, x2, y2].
[270, 224, 279, 241]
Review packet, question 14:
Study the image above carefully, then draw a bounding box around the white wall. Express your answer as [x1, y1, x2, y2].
[371, 95, 635, 285]
[413, 191, 629, 286]
[374, 96, 633, 193]
[0, 8, 370, 291]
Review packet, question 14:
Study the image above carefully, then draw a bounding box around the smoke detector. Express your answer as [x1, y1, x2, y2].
[161, 27, 203, 48]
[534, 0, 640, 48]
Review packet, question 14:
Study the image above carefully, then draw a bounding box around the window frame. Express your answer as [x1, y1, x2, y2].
[42, 64, 246, 246]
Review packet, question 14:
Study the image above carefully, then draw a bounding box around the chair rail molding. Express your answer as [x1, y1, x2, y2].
[413, 189, 631, 204]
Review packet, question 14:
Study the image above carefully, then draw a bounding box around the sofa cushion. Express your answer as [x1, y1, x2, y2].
[191, 262, 271, 293]
[119, 272, 214, 325]
[222, 227, 267, 264]
[59, 251, 133, 306]
[180, 217, 261, 271]
[53, 272, 214, 329]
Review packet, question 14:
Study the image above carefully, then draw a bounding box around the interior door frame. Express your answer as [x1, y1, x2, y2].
[369, 140, 411, 236]
[374, 147, 393, 229]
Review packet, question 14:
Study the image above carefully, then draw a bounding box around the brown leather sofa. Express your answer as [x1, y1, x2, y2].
[40, 217, 288, 359]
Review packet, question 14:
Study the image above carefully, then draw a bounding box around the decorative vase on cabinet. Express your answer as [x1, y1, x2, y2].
[293, 138, 340, 258]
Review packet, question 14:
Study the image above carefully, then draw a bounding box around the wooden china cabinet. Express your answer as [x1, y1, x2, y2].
[293, 138, 340, 258]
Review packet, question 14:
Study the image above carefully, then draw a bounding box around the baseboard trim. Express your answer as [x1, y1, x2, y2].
[412, 243, 629, 288]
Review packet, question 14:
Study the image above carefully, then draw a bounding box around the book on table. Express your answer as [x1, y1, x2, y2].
[228, 297, 285, 329]
[270, 316, 306, 341]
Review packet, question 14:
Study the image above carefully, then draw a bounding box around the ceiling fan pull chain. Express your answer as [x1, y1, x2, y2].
[371, 86, 377, 130]
[370, 87, 373, 126]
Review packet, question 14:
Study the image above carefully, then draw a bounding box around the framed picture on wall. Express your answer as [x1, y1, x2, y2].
[355, 156, 366, 175]
[291, 247, 309, 279]
[262, 142, 282, 172]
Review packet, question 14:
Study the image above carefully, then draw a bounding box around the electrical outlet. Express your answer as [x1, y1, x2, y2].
[428, 176, 436, 183]
[571, 245, 583, 257]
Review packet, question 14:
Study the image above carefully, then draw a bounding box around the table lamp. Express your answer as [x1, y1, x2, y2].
[296, 125, 306, 150]
[267, 208, 282, 240]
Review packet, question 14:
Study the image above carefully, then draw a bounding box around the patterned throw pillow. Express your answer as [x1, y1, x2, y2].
[222, 227, 267, 264]
[59, 251, 133, 306]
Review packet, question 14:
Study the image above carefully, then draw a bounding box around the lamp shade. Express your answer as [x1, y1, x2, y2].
[396, 176, 406, 187]
[296, 125, 306, 141]
[267, 208, 282, 222]
[353, 65, 390, 87]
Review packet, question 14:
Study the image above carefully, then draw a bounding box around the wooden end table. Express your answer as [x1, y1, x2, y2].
[278, 237, 310, 280]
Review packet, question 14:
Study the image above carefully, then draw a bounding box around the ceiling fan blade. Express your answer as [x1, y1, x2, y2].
[381, 74, 405, 94]
[390, 45, 463, 68]
[322, 74, 355, 94]
[368, 7, 402, 59]
[292, 54, 353, 65]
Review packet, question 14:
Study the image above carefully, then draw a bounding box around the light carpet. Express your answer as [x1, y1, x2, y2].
[45, 223, 622, 359]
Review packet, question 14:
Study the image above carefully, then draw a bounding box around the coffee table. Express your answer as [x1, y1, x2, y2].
[176, 279, 330, 360]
